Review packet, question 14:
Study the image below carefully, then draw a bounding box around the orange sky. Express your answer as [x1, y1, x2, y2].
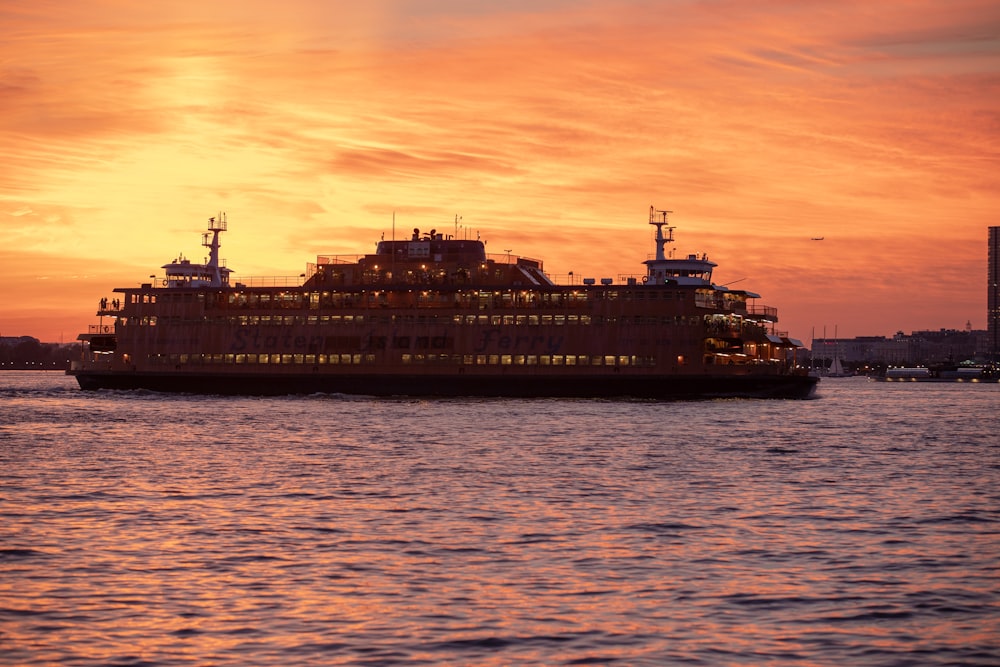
[2, 0, 999, 343]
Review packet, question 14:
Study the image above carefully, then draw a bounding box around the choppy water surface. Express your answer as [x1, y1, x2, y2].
[1, 371, 998, 665]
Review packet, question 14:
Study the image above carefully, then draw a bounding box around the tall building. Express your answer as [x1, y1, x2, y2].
[990, 226, 1000, 363]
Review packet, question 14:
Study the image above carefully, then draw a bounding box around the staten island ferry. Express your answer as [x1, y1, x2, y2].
[68, 208, 818, 398]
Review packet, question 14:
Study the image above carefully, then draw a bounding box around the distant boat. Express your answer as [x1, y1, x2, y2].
[874, 363, 998, 383]
[821, 325, 851, 377]
[826, 354, 851, 377]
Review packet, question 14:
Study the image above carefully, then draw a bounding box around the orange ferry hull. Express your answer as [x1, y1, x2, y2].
[71, 368, 817, 399]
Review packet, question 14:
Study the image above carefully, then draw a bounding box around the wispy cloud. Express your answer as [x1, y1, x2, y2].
[1, 0, 998, 340]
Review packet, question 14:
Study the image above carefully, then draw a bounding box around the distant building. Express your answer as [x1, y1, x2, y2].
[0, 336, 75, 369]
[809, 226, 1000, 368]
[989, 226, 999, 362]
[811, 328, 991, 368]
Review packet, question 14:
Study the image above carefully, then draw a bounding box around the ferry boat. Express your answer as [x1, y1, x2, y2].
[875, 364, 999, 383]
[68, 208, 818, 398]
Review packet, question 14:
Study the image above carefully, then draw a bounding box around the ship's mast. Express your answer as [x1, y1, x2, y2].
[649, 206, 674, 260]
[643, 206, 715, 286]
[202, 212, 227, 287]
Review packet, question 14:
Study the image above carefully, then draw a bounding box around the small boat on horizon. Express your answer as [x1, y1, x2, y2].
[824, 354, 852, 378]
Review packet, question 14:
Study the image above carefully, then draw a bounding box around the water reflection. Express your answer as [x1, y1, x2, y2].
[1, 373, 998, 665]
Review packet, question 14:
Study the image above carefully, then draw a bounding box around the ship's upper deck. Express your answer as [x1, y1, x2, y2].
[374, 228, 487, 264]
[136, 212, 768, 317]
[97, 210, 782, 330]
[303, 227, 552, 288]
[161, 214, 233, 288]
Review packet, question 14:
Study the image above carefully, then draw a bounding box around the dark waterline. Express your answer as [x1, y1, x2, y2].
[1, 371, 998, 665]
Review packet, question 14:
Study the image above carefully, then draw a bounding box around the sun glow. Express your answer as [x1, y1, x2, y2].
[2, 0, 999, 342]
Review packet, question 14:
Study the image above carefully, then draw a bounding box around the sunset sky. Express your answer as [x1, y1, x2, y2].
[2, 0, 998, 344]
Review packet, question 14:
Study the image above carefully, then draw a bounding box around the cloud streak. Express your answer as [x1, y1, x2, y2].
[1, 0, 998, 341]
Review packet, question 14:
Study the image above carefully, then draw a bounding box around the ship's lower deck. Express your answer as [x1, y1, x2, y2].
[70, 285, 812, 398]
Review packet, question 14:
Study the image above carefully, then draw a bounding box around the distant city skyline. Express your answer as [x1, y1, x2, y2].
[2, 1, 998, 343]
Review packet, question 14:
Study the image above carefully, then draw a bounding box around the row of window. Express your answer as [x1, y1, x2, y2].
[401, 354, 658, 367]
[123, 314, 706, 327]
[148, 353, 660, 367]
[137, 288, 699, 308]
[151, 353, 374, 365]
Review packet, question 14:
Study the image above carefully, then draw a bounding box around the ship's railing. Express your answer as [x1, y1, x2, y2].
[617, 273, 648, 284]
[315, 255, 365, 265]
[311, 252, 546, 268]
[231, 275, 310, 287]
[548, 273, 583, 285]
[747, 305, 779, 321]
[486, 252, 539, 266]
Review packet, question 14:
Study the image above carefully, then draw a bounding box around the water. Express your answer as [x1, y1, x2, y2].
[1, 371, 998, 666]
